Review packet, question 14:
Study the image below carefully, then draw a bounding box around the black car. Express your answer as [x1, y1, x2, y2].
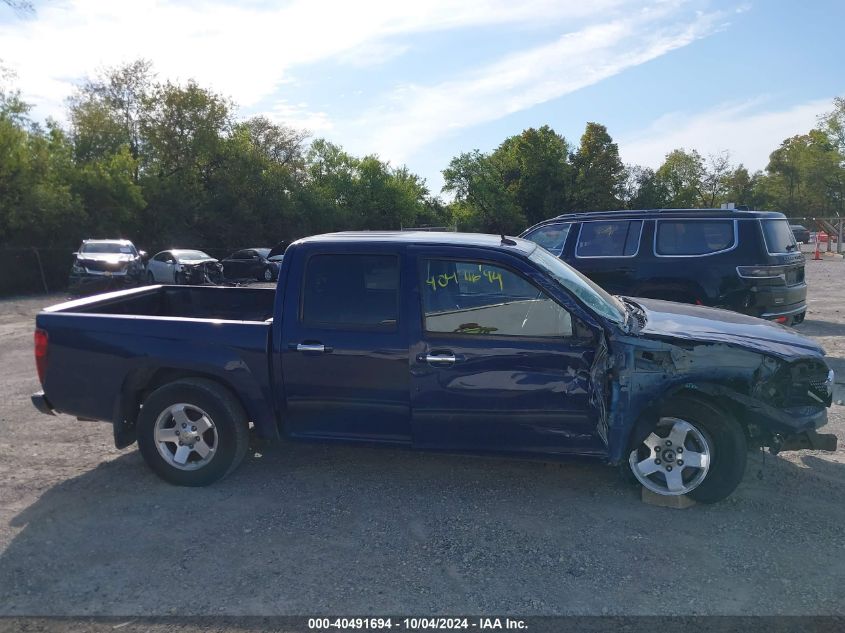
[520, 209, 806, 325]
[791, 224, 810, 244]
[69, 239, 147, 295]
[221, 248, 280, 282]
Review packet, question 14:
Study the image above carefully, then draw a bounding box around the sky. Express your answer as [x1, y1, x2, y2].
[1, 0, 843, 194]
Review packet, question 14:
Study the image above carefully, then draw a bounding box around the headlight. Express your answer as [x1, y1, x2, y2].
[72, 261, 85, 273]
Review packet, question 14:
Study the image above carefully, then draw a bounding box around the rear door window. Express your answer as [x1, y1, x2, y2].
[522, 223, 572, 256]
[576, 220, 643, 257]
[302, 254, 399, 329]
[760, 219, 798, 254]
[655, 220, 736, 256]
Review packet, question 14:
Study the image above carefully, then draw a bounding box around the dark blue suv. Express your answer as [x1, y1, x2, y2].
[521, 209, 807, 325]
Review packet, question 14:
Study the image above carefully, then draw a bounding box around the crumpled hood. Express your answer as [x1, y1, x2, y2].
[631, 297, 824, 360]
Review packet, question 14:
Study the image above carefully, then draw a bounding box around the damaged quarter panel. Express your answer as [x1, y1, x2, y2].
[606, 297, 832, 463]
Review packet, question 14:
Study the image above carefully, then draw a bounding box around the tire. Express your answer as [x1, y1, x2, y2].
[260, 266, 274, 282]
[626, 395, 747, 504]
[137, 378, 250, 486]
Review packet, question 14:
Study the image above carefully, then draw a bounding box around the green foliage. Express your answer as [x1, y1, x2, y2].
[442, 150, 524, 233]
[572, 122, 625, 210]
[2, 55, 845, 262]
[491, 125, 572, 225]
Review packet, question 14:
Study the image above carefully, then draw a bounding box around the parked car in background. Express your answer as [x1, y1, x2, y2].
[146, 250, 223, 285]
[220, 248, 280, 282]
[521, 209, 807, 325]
[790, 224, 810, 244]
[69, 239, 147, 295]
[31, 232, 836, 502]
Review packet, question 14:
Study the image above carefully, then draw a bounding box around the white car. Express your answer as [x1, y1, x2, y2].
[146, 250, 223, 285]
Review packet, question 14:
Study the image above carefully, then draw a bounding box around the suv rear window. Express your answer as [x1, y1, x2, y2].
[576, 221, 642, 257]
[302, 254, 399, 329]
[760, 219, 798, 254]
[522, 223, 572, 255]
[655, 220, 735, 256]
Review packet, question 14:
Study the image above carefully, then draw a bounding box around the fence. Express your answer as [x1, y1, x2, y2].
[0, 248, 80, 297]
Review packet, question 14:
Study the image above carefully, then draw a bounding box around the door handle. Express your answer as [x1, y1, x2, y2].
[293, 342, 332, 353]
[424, 353, 457, 365]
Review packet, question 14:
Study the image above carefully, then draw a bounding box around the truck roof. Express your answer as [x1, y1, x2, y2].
[297, 231, 536, 254]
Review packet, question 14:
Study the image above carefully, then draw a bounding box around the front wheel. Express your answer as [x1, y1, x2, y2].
[627, 396, 747, 503]
[260, 266, 274, 282]
[137, 378, 250, 486]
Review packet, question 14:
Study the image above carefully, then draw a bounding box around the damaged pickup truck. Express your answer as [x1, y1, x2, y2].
[30, 232, 837, 503]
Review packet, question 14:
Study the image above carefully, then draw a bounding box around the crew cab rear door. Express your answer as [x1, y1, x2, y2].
[279, 245, 412, 443]
[408, 246, 605, 456]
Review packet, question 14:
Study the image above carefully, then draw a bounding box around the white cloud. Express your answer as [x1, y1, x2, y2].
[263, 100, 334, 133]
[620, 98, 832, 170]
[353, 5, 726, 163]
[0, 0, 634, 121]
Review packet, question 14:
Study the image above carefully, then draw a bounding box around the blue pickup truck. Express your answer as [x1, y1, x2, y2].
[31, 232, 836, 503]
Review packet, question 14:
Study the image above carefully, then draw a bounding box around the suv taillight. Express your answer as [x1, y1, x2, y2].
[34, 329, 48, 385]
[736, 265, 786, 281]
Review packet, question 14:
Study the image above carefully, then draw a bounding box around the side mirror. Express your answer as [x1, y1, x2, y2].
[71, 252, 78, 257]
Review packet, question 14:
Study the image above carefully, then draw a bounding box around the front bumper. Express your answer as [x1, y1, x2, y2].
[69, 271, 144, 295]
[31, 391, 56, 416]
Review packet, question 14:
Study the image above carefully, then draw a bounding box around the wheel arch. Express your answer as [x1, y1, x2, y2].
[114, 366, 277, 449]
[621, 383, 751, 461]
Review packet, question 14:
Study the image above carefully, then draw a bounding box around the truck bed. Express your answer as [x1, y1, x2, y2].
[35, 285, 280, 439]
[51, 285, 276, 322]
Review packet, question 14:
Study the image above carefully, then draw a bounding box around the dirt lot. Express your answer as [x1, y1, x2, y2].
[1, 263, 844, 616]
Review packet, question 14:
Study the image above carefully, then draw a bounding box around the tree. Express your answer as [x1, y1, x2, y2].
[622, 165, 667, 209]
[761, 131, 844, 217]
[571, 122, 626, 210]
[69, 60, 154, 174]
[654, 149, 706, 208]
[491, 125, 572, 225]
[442, 150, 524, 234]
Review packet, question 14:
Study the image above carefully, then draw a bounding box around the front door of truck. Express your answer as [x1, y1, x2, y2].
[280, 248, 412, 443]
[409, 250, 604, 456]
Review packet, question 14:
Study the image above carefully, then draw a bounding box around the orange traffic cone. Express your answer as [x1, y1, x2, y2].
[814, 238, 822, 260]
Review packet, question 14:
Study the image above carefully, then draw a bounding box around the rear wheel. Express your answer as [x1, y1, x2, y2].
[626, 396, 747, 503]
[137, 378, 250, 486]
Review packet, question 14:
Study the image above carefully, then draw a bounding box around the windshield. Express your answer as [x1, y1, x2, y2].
[528, 246, 625, 324]
[254, 248, 271, 258]
[174, 250, 212, 261]
[761, 219, 798, 253]
[81, 242, 135, 255]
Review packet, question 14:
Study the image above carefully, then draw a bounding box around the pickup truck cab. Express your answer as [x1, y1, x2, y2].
[31, 232, 836, 503]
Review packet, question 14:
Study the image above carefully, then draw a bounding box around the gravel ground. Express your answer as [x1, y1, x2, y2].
[0, 264, 844, 617]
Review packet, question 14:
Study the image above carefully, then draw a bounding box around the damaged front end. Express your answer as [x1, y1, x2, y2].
[604, 333, 837, 464]
[750, 359, 837, 454]
[179, 260, 224, 285]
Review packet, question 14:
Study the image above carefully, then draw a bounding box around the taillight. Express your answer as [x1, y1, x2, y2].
[736, 265, 786, 281]
[34, 329, 48, 385]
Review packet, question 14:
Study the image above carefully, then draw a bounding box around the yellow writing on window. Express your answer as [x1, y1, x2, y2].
[426, 266, 503, 292]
